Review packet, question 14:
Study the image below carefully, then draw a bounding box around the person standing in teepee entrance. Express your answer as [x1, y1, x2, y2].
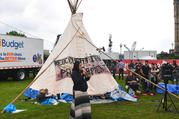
[70, 61, 91, 119]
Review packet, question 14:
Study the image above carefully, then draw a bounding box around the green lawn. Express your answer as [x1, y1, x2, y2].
[0, 76, 179, 119]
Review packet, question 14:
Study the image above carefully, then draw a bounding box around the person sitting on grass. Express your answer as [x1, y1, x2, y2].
[126, 71, 141, 98]
[36, 88, 49, 102]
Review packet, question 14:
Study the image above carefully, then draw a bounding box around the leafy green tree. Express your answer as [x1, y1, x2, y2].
[6, 31, 26, 37]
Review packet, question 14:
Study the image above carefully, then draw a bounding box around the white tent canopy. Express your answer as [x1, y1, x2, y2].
[30, 1, 118, 95]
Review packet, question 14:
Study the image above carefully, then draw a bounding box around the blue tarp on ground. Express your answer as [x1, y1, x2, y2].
[24, 88, 40, 99]
[60, 93, 73, 101]
[59, 84, 137, 102]
[41, 98, 58, 105]
[24, 84, 137, 103]
[4, 104, 16, 113]
[157, 83, 179, 94]
[118, 84, 123, 90]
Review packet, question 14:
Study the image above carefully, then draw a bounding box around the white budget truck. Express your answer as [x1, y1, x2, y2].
[0, 34, 43, 81]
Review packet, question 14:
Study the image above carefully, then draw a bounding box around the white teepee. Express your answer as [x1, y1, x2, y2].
[30, 0, 118, 95]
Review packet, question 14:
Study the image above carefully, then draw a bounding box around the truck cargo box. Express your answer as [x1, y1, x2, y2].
[0, 34, 43, 80]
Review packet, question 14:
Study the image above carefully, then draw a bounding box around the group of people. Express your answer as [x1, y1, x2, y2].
[35, 59, 177, 119]
[34, 59, 178, 119]
[116, 59, 179, 96]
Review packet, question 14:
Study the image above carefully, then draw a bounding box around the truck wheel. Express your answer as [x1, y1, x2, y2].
[0, 75, 8, 80]
[14, 70, 27, 81]
[0, 72, 8, 80]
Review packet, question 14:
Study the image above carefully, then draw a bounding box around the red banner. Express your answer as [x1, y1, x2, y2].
[116, 59, 179, 74]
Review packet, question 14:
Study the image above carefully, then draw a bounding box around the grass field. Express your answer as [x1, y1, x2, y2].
[0, 75, 179, 119]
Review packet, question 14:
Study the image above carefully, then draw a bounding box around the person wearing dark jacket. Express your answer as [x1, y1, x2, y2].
[128, 60, 135, 71]
[150, 63, 159, 94]
[140, 60, 151, 95]
[134, 59, 142, 74]
[70, 61, 91, 119]
[172, 60, 179, 85]
[110, 61, 116, 79]
[126, 71, 141, 97]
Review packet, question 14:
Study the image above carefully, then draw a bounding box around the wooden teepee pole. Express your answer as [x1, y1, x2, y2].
[76, 0, 82, 10]
[67, 0, 77, 14]
[85, 38, 179, 100]
[1, 28, 80, 114]
[74, 0, 79, 10]
[70, 20, 179, 100]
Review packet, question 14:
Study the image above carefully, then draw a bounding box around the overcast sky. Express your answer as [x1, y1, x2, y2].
[0, 0, 175, 53]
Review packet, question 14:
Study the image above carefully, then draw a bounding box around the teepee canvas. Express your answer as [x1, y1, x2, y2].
[30, 0, 118, 95]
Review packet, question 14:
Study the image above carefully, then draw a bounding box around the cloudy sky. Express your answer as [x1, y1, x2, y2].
[0, 0, 175, 53]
